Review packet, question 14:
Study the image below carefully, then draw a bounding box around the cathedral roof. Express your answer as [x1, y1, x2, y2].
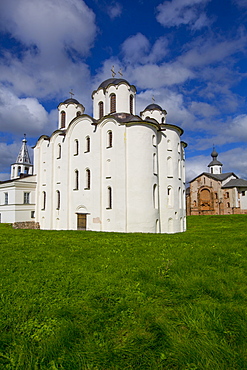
[63, 98, 80, 105]
[98, 78, 130, 89]
[190, 172, 237, 183]
[144, 103, 163, 111]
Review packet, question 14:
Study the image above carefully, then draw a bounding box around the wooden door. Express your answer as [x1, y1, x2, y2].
[77, 213, 86, 230]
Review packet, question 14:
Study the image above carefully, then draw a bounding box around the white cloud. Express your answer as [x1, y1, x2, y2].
[0, 0, 97, 99]
[156, 0, 211, 29]
[0, 85, 52, 136]
[107, 2, 122, 19]
[0, 142, 21, 174]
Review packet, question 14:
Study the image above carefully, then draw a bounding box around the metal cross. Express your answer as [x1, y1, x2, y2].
[69, 89, 74, 98]
[111, 66, 116, 77]
[118, 69, 123, 77]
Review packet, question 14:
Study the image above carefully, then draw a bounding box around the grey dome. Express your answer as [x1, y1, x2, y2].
[98, 78, 130, 89]
[145, 103, 163, 111]
[63, 98, 80, 105]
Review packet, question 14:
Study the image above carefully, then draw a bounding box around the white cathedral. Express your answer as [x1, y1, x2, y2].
[0, 77, 187, 233]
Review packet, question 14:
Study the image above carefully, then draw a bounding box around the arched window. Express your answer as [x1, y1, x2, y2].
[152, 134, 157, 147]
[57, 144, 61, 159]
[153, 184, 158, 209]
[130, 95, 134, 114]
[153, 153, 157, 174]
[74, 139, 79, 156]
[107, 187, 112, 209]
[167, 139, 172, 151]
[61, 111, 66, 128]
[85, 136, 90, 152]
[74, 170, 79, 190]
[56, 190, 60, 210]
[178, 159, 181, 179]
[85, 169, 91, 190]
[18, 166, 21, 176]
[167, 157, 173, 178]
[178, 187, 181, 209]
[99, 101, 104, 119]
[42, 191, 46, 210]
[110, 93, 116, 113]
[107, 131, 113, 148]
[167, 186, 173, 207]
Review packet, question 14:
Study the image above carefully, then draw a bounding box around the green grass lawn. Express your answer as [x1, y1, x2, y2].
[0, 215, 247, 370]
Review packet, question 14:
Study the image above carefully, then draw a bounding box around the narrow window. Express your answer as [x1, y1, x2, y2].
[4, 192, 8, 205]
[242, 191, 245, 196]
[130, 95, 133, 114]
[110, 94, 116, 113]
[226, 192, 229, 198]
[99, 101, 104, 119]
[75, 170, 79, 190]
[56, 190, 60, 210]
[167, 157, 173, 178]
[85, 169, 91, 190]
[31, 211, 35, 218]
[85, 136, 90, 152]
[107, 187, 112, 209]
[42, 191, 46, 210]
[227, 202, 230, 208]
[152, 134, 156, 147]
[107, 131, 113, 148]
[61, 111, 66, 128]
[167, 139, 172, 151]
[178, 159, 181, 179]
[57, 144, 61, 159]
[167, 186, 173, 207]
[153, 184, 158, 208]
[24, 192, 30, 204]
[153, 153, 157, 174]
[74, 139, 79, 155]
[24, 167, 29, 174]
[18, 166, 21, 176]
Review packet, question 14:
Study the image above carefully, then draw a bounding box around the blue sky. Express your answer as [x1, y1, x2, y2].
[0, 0, 247, 182]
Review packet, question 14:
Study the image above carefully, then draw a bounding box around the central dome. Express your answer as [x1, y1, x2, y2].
[98, 78, 130, 89]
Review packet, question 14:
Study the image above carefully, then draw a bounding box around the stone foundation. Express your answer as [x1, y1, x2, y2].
[12, 221, 40, 229]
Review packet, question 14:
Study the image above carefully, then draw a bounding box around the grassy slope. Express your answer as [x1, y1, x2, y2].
[0, 215, 247, 369]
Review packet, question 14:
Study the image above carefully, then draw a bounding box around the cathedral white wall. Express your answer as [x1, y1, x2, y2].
[141, 109, 166, 124]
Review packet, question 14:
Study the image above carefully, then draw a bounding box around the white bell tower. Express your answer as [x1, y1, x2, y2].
[11, 135, 33, 179]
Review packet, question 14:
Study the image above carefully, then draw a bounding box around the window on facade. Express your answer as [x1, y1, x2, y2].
[24, 192, 30, 204]
[167, 186, 173, 207]
[24, 167, 29, 174]
[227, 202, 230, 208]
[167, 139, 172, 151]
[42, 191, 46, 210]
[57, 144, 61, 159]
[56, 190, 60, 210]
[85, 136, 90, 152]
[18, 166, 21, 176]
[178, 159, 181, 179]
[242, 191, 246, 196]
[4, 192, 8, 205]
[31, 211, 35, 218]
[99, 101, 104, 119]
[167, 157, 173, 178]
[153, 153, 157, 174]
[107, 187, 112, 209]
[61, 111, 66, 128]
[107, 131, 113, 148]
[85, 169, 91, 190]
[153, 184, 158, 209]
[152, 134, 157, 147]
[130, 95, 133, 114]
[75, 170, 79, 190]
[226, 192, 229, 198]
[110, 94, 116, 113]
[74, 139, 79, 156]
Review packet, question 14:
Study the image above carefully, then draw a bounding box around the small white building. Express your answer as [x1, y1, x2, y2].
[0, 137, 36, 225]
[34, 77, 187, 233]
[0, 77, 187, 233]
